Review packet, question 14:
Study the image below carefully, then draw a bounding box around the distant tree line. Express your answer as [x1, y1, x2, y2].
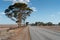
[27, 22, 60, 26]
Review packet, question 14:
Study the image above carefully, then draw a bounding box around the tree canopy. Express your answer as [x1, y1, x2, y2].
[5, 3, 33, 27]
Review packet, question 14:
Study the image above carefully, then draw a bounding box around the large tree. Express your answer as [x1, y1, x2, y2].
[5, 3, 33, 27]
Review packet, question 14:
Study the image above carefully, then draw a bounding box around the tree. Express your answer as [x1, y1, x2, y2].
[35, 22, 45, 26]
[5, 3, 33, 27]
[58, 22, 60, 26]
[46, 22, 53, 26]
[26, 22, 29, 26]
[35, 22, 38, 26]
[38, 22, 44, 26]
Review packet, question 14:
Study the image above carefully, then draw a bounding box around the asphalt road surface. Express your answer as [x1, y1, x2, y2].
[29, 26, 60, 40]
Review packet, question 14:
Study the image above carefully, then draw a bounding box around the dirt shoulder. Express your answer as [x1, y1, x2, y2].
[8, 27, 30, 40]
[0, 25, 30, 40]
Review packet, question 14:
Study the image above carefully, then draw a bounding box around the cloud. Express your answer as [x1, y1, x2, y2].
[0, 12, 5, 15]
[31, 7, 37, 12]
[0, 12, 5, 20]
[50, 14, 55, 18]
[49, 12, 60, 18]
[57, 12, 60, 15]
[49, 13, 60, 22]
[3, 0, 37, 12]
[0, 12, 3, 19]
[4, 0, 30, 4]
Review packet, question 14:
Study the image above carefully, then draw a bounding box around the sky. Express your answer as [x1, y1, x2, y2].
[0, 0, 60, 24]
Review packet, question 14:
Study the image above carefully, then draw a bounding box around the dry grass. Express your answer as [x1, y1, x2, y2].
[39, 26, 60, 32]
[0, 24, 18, 28]
[0, 24, 30, 40]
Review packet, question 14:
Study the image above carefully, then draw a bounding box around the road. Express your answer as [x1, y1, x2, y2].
[29, 26, 60, 40]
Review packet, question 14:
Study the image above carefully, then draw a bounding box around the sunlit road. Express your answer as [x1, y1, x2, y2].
[29, 26, 60, 40]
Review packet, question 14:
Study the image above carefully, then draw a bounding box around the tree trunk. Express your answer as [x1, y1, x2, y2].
[17, 20, 21, 28]
[17, 13, 22, 28]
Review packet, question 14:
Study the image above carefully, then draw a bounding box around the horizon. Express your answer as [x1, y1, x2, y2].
[0, 0, 60, 24]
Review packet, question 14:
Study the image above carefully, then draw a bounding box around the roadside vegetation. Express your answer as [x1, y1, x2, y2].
[30, 22, 60, 26]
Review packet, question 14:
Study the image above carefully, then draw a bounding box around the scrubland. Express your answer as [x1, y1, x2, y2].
[0, 24, 30, 40]
[39, 26, 60, 32]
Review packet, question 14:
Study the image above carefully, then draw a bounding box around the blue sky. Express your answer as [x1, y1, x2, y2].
[0, 0, 60, 24]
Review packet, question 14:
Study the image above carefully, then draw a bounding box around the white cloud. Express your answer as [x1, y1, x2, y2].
[49, 12, 60, 18]
[58, 12, 60, 15]
[3, 0, 37, 12]
[0, 12, 5, 15]
[49, 13, 60, 22]
[0, 12, 5, 20]
[0, 12, 3, 19]
[0, 12, 5, 19]
[3, 0, 37, 11]
[4, 0, 30, 4]
[31, 7, 37, 12]
[50, 14, 55, 18]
